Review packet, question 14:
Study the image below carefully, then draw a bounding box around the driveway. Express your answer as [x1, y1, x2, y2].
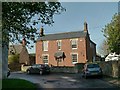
[9, 72, 119, 89]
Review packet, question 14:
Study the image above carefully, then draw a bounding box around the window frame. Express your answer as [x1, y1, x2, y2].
[57, 40, 62, 50]
[43, 41, 48, 51]
[42, 54, 49, 64]
[70, 39, 78, 49]
[71, 53, 78, 64]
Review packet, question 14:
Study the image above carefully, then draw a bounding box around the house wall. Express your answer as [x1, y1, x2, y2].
[19, 46, 30, 65]
[85, 34, 96, 62]
[36, 36, 96, 66]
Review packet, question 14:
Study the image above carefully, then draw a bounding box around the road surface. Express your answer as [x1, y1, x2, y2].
[9, 72, 119, 89]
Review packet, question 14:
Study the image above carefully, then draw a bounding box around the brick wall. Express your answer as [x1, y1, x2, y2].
[36, 36, 96, 66]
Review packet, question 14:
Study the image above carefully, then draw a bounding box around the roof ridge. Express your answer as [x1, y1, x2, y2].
[9, 44, 23, 46]
[45, 30, 84, 36]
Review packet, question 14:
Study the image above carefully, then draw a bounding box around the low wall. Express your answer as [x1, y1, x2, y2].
[50, 66, 76, 73]
[50, 63, 85, 73]
[8, 63, 21, 71]
[99, 61, 120, 78]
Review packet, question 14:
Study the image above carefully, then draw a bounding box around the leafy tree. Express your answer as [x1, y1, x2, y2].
[102, 13, 120, 54]
[2, 1, 65, 78]
[2, 2, 65, 46]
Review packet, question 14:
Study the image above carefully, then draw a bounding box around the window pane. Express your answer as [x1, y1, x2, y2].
[43, 55, 48, 64]
[57, 40, 61, 50]
[43, 41, 48, 51]
[72, 54, 77, 63]
[71, 39, 77, 49]
[72, 44, 77, 48]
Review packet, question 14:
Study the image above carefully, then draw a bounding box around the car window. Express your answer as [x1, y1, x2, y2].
[87, 64, 100, 68]
[36, 64, 41, 68]
[32, 65, 37, 68]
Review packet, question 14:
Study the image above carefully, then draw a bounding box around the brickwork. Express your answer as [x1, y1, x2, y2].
[36, 36, 96, 66]
[36, 22, 96, 66]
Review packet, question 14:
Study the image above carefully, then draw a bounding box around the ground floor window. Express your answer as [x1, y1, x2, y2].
[42, 54, 49, 64]
[71, 53, 78, 64]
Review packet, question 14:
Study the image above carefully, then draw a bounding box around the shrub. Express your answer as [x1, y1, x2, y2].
[8, 54, 19, 64]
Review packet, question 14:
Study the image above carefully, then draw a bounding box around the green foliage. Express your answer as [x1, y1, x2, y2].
[8, 54, 19, 64]
[2, 2, 65, 47]
[102, 13, 120, 54]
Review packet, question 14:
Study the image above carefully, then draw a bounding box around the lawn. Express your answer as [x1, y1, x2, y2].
[2, 78, 37, 90]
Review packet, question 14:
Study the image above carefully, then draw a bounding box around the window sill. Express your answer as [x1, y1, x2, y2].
[72, 62, 77, 64]
[72, 48, 77, 50]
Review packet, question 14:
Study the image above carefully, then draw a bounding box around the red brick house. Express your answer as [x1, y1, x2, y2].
[36, 22, 96, 66]
[8, 38, 34, 65]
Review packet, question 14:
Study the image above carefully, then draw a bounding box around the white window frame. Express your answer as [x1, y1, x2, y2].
[71, 53, 78, 64]
[70, 39, 78, 49]
[57, 40, 62, 50]
[42, 54, 49, 64]
[43, 41, 48, 51]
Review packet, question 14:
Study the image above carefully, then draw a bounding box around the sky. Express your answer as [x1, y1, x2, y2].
[27, 2, 118, 55]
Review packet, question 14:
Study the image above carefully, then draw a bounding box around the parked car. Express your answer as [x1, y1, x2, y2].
[7, 68, 10, 77]
[26, 64, 50, 75]
[82, 63, 102, 78]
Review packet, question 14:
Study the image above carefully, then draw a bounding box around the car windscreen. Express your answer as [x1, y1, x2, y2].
[87, 64, 100, 68]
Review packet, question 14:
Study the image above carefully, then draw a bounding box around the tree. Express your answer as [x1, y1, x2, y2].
[2, 2, 65, 46]
[102, 13, 120, 54]
[2, 1, 65, 78]
[98, 40, 109, 56]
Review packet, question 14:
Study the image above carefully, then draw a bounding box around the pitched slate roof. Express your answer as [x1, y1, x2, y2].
[8, 45, 23, 55]
[37, 31, 87, 41]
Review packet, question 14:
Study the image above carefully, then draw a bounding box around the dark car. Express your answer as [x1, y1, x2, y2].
[26, 64, 50, 75]
[82, 63, 103, 78]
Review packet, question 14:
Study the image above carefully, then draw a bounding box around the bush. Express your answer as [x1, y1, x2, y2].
[8, 54, 19, 64]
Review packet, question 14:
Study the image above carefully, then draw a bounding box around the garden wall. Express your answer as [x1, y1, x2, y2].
[99, 61, 120, 78]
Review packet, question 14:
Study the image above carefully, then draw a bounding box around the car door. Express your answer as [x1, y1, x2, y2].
[35, 64, 41, 73]
[30, 65, 37, 73]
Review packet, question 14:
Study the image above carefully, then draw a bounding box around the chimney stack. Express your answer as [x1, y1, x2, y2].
[22, 38, 27, 46]
[84, 21, 88, 32]
[40, 26, 44, 37]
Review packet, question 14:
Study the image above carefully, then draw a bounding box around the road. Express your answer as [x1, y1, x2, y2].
[9, 72, 119, 89]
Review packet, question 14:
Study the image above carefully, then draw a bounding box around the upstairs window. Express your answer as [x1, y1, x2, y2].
[57, 40, 62, 50]
[71, 39, 78, 49]
[43, 41, 48, 51]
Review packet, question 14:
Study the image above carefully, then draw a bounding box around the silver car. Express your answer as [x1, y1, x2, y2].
[82, 63, 103, 78]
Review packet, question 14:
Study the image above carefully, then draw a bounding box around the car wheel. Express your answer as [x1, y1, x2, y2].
[27, 70, 30, 74]
[84, 74, 87, 79]
[39, 71, 43, 75]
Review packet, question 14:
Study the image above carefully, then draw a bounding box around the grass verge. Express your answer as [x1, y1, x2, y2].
[2, 78, 37, 90]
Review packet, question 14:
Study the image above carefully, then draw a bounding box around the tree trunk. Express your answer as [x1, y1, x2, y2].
[2, 42, 8, 78]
